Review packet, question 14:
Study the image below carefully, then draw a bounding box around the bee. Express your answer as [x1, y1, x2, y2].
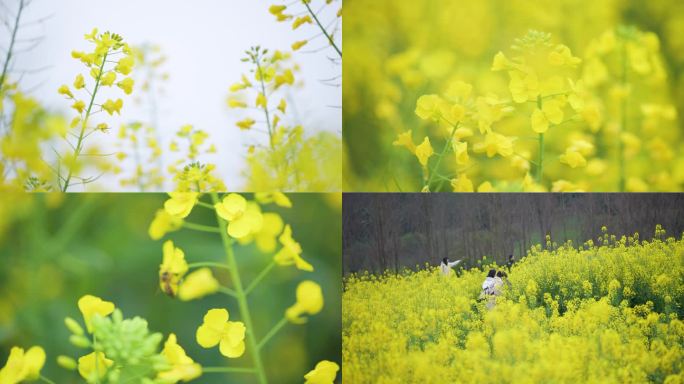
[159, 271, 179, 298]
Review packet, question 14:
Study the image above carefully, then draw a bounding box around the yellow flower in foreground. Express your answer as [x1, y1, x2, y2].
[157, 334, 202, 383]
[477, 181, 494, 192]
[77, 352, 113, 382]
[196, 309, 246, 358]
[392, 130, 416, 154]
[236, 118, 255, 130]
[559, 148, 587, 168]
[74, 74, 85, 89]
[58, 85, 73, 98]
[239, 212, 285, 253]
[256, 93, 267, 108]
[227, 98, 247, 108]
[254, 192, 292, 208]
[71, 100, 86, 114]
[530, 100, 563, 134]
[178, 268, 219, 301]
[100, 71, 116, 86]
[115, 55, 134, 75]
[214, 194, 263, 239]
[164, 192, 199, 219]
[274, 225, 313, 271]
[117, 77, 134, 95]
[292, 40, 308, 51]
[159, 240, 189, 297]
[473, 132, 514, 158]
[148, 209, 183, 240]
[415, 137, 434, 167]
[452, 140, 469, 165]
[255, 213, 284, 253]
[451, 174, 474, 192]
[286, 280, 324, 324]
[292, 15, 312, 30]
[304, 360, 340, 384]
[0, 346, 46, 383]
[102, 98, 123, 115]
[78, 295, 115, 333]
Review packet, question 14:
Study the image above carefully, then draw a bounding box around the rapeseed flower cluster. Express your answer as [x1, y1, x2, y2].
[227, 46, 341, 191]
[147, 192, 337, 383]
[343, 226, 684, 383]
[57, 29, 136, 192]
[268, 0, 342, 58]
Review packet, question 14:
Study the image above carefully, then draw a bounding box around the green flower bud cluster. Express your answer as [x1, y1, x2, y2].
[90, 310, 168, 383]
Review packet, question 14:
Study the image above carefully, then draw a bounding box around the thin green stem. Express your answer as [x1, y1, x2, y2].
[255, 58, 274, 150]
[188, 261, 230, 270]
[424, 122, 459, 191]
[257, 317, 288, 351]
[182, 221, 221, 233]
[218, 286, 238, 298]
[196, 201, 215, 209]
[202, 367, 257, 373]
[303, 0, 342, 58]
[62, 50, 109, 191]
[535, 95, 544, 184]
[245, 260, 276, 296]
[0, 0, 23, 93]
[39, 376, 57, 384]
[210, 193, 268, 384]
[618, 38, 628, 192]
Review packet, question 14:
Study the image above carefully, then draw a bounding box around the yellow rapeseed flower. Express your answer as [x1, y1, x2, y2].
[178, 268, 219, 301]
[304, 360, 339, 384]
[164, 192, 198, 219]
[77, 352, 113, 382]
[196, 309, 246, 358]
[157, 334, 202, 382]
[285, 280, 324, 324]
[77, 295, 115, 333]
[0, 346, 46, 383]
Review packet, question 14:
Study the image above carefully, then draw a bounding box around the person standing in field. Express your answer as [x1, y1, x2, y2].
[440, 257, 462, 276]
[480, 269, 498, 297]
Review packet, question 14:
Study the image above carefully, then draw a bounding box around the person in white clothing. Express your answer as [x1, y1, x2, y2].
[480, 269, 498, 297]
[440, 257, 462, 276]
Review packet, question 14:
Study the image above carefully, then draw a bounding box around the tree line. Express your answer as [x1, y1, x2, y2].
[343, 193, 684, 275]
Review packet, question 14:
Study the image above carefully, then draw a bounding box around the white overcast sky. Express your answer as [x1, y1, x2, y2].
[5, 0, 341, 191]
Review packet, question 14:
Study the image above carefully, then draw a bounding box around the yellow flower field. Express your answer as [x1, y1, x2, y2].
[342, 226, 684, 383]
[344, 0, 684, 192]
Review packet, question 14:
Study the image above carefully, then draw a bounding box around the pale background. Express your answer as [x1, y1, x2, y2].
[4, 0, 341, 190]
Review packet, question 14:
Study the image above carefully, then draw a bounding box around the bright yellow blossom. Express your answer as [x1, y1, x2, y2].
[292, 40, 308, 51]
[164, 192, 198, 219]
[178, 268, 219, 301]
[304, 360, 339, 384]
[451, 173, 474, 192]
[286, 280, 324, 324]
[236, 118, 255, 130]
[77, 295, 115, 333]
[274, 225, 313, 271]
[77, 352, 113, 382]
[415, 137, 434, 166]
[214, 194, 264, 239]
[157, 334, 202, 383]
[102, 98, 123, 115]
[117, 77, 134, 95]
[0, 346, 46, 383]
[196, 309, 246, 358]
[148, 209, 183, 240]
[73, 74, 85, 89]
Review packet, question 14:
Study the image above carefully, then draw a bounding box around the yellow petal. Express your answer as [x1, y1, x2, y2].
[531, 108, 548, 134]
